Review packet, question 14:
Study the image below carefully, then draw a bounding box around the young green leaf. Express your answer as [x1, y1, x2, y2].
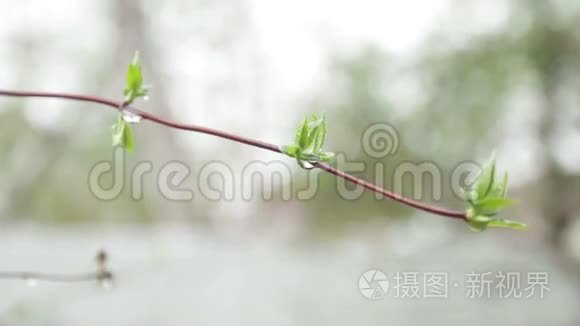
[299, 153, 324, 162]
[112, 116, 135, 152]
[283, 113, 334, 168]
[463, 151, 526, 232]
[467, 219, 490, 232]
[281, 144, 300, 158]
[474, 197, 516, 211]
[112, 116, 125, 147]
[466, 215, 528, 232]
[302, 115, 323, 153]
[123, 121, 135, 152]
[127, 56, 142, 89]
[318, 151, 334, 162]
[487, 219, 528, 230]
[297, 118, 309, 149]
[469, 215, 495, 223]
[307, 114, 324, 130]
[305, 125, 321, 153]
[488, 172, 508, 198]
[123, 51, 148, 104]
[312, 114, 326, 153]
[463, 188, 478, 204]
[474, 152, 496, 199]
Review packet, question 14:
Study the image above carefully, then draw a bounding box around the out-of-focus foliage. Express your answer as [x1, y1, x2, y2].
[0, 0, 579, 243]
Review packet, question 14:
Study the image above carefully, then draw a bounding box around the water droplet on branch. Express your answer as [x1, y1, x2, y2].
[122, 110, 142, 124]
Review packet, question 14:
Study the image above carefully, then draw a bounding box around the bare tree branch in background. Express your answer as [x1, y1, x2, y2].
[0, 250, 113, 286]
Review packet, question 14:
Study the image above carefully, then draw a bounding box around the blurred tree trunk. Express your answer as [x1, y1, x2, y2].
[109, 0, 201, 224]
[531, 0, 579, 248]
[539, 77, 574, 246]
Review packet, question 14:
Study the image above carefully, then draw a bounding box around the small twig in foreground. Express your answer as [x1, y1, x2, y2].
[0, 250, 113, 286]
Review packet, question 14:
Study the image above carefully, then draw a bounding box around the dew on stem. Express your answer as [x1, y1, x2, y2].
[122, 110, 142, 124]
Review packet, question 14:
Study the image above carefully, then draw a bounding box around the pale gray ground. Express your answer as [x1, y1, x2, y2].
[1, 219, 578, 325]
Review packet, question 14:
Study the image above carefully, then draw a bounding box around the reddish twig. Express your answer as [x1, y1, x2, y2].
[0, 89, 466, 220]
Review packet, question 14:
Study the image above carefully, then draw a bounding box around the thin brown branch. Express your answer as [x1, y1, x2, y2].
[314, 162, 466, 219]
[0, 89, 466, 220]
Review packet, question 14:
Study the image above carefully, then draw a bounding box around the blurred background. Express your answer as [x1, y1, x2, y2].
[1, 0, 580, 324]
